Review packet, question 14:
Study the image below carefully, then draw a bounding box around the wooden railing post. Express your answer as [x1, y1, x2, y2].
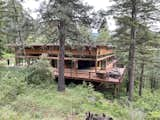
[71, 68, 72, 77]
[95, 61, 98, 72]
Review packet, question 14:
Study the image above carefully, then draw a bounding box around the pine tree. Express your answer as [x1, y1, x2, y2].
[0, 0, 7, 57]
[136, 27, 156, 96]
[40, 0, 93, 91]
[108, 0, 160, 100]
[96, 17, 110, 45]
[0, 0, 34, 57]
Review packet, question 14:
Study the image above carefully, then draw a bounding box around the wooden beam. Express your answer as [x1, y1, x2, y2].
[16, 56, 96, 61]
[97, 55, 115, 61]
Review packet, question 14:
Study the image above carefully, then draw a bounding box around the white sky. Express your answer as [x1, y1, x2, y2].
[22, 0, 112, 15]
[22, 0, 116, 31]
[22, 0, 159, 32]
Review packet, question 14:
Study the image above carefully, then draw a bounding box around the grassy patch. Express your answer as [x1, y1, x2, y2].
[0, 66, 160, 120]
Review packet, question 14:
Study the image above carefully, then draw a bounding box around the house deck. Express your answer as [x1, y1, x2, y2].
[53, 67, 126, 84]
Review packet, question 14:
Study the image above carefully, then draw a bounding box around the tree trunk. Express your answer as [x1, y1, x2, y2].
[139, 61, 144, 96]
[58, 21, 65, 91]
[128, 0, 136, 101]
[150, 73, 156, 93]
[126, 48, 132, 95]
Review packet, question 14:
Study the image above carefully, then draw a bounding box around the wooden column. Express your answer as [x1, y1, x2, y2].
[73, 60, 78, 76]
[106, 58, 108, 71]
[114, 84, 120, 97]
[100, 60, 102, 70]
[95, 61, 98, 72]
[56, 58, 59, 75]
[114, 84, 117, 97]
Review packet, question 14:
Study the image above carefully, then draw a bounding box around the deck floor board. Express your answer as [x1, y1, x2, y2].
[53, 68, 126, 84]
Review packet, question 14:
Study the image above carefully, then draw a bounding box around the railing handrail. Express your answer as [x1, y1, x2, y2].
[53, 67, 126, 81]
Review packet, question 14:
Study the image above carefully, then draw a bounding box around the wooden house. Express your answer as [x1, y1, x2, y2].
[10, 44, 126, 94]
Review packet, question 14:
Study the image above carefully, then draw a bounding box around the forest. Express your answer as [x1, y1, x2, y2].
[0, 0, 160, 120]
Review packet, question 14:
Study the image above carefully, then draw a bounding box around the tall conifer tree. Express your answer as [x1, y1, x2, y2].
[41, 0, 93, 91]
[108, 0, 160, 100]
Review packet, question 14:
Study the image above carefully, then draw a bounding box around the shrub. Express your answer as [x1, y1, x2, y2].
[146, 111, 160, 120]
[25, 60, 54, 85]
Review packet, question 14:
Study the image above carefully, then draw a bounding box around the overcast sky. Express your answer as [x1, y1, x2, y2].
[22, 0, 112, 14]
[22, 0, 159, 32]
[22, 0, 116, 31]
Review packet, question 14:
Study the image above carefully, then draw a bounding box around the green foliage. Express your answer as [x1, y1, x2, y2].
[0, 67, 160, 120]
[0, 0, 34, 58]
[0, 106, 32, 120]
[96, 28, 110, 45]
[133, 89, 160, 113]
[2, 52, 14, 59]
[77, 26, 94, 45]
[40, 0, 93, 44]
[0, 0, 8, 57]
[25, 60, 54, 85]
[26, 34, 49, 44]
[95, 16, 110, 45]
[146, 111, 160, 120]
[0, 67, 26, 104]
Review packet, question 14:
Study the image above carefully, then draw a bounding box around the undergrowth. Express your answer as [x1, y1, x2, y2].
[0, 65, 160, 120]
[25, 60, 54, 85]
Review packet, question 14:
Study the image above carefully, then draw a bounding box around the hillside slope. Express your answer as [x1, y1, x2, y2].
[0, 66, 160, 120]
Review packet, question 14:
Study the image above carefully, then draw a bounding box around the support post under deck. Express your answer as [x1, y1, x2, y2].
[73, 60, 78, 76]
[114, 84, 120, 97]
[95, 61, 98, 72]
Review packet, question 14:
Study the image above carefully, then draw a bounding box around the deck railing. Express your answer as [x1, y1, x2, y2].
[53, 67, 126, 83]
[53, 68, 111, 81]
